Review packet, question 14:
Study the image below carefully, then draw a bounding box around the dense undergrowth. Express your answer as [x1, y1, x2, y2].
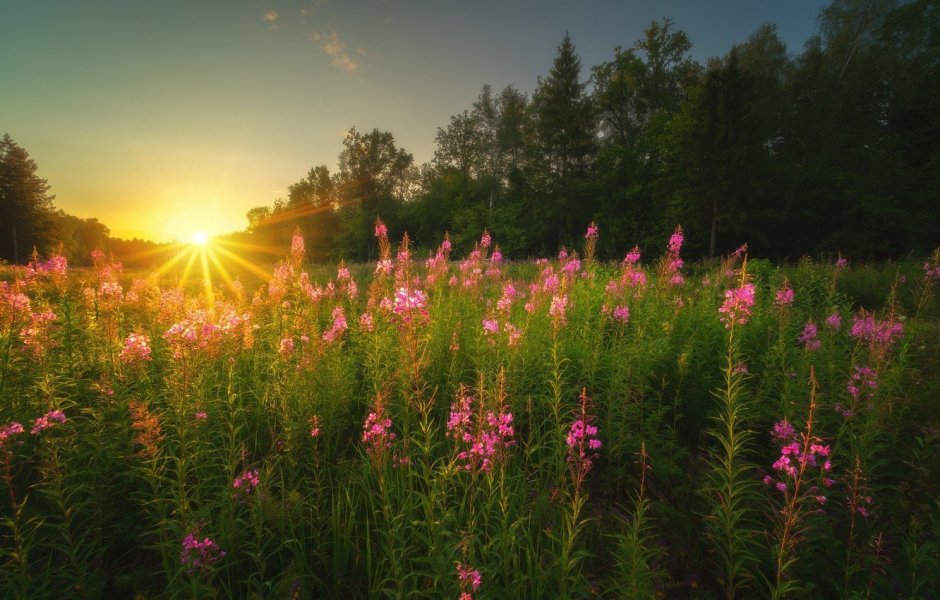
[1, 223, 938, 599]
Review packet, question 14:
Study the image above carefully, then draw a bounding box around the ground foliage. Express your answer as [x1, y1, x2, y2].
[1, 226, 939, 599]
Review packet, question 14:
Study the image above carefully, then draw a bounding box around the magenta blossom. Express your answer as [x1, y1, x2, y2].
[233, 469, 260, 499]
[611, 305, 630, 324]
[798, 322, 821, 351]
[718, 283, 756, 329]
[180, 532, 225, 572]
[30, 410, 66, 435]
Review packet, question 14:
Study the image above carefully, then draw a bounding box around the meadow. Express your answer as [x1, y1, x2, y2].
[1, 223, 938, 599]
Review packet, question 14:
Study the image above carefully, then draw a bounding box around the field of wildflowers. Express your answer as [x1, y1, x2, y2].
[1, 223, 938, 599]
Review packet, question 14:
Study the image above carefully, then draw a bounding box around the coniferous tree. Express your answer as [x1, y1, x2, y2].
[0, 134, 56, 263]
[530, 33, 596, 252]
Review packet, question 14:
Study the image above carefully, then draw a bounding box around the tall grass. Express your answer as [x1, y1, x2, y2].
[0, 231, 937, 598]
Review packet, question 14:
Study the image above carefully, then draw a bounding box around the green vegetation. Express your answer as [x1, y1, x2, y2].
[1, 228, 938, 598]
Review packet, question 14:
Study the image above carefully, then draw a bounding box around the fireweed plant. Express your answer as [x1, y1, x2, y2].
[0, 228, 937, 598]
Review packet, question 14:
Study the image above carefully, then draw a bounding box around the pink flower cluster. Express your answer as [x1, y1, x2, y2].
[495, 282, 516, 313]
[446, 389, 515, 473]
[826, 312, 842, 329]
[549, 294, 569, 327]
[162, 308, 252, 359]
[566, 390, 602, 488]
[362, 400, 396, 464]
[764, 420, 833, 499]
[0, 421, 25, 450]
[30, 410, 67, 435]
[233, 469, 260, 499]
[585, 222, 599, 240]
[119, 333, 152, 363]
[425, 235, 452, 286]
[611, 305, 630, 325]
[798, 322, 820, 351]
[845, 365, 878, 413]
[1, 287, 31, 331]
[664, 226, 685, 286]
[924, 261, 940, 281]
[27, 254, 69, 285]
[718, 283, 756, 329]
[180, 532, 225, 572]
[290, 232, 305, 269]
[456, 562, 482, 600]
[392, 287, 429, 325]
[482, 318, 498, 335]
[850, 312, 904, 355]
[322, 306, 348, 342]
[775, 284, 795, 307]
[19, 309, 57, 356]
[278, 336, 295, 357]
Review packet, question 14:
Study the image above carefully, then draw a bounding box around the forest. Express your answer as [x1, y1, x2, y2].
[2, 0, 938, 266]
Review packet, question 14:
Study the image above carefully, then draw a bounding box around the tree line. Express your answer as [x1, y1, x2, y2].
[244, 0, 938, 262]
[0, 134, 167, 267]
[3, 0, 937, 266]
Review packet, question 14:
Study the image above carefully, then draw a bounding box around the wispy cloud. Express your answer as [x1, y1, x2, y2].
[311, 30, 360, 73]
[263, 10, 278, 23]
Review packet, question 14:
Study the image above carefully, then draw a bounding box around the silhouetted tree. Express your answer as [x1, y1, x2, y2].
[0, 134, 56, 263]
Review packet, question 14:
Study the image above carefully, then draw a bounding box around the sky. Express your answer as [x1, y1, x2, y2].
[1, 0, 827, 242]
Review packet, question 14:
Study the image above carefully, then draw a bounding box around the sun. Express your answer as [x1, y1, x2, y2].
[191, 231, 210, 246]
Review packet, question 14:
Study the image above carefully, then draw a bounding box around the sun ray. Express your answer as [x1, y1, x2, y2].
[178, 246, 199, 289]
[212, 244, 273, 283]
[205, 247, 236, 296]
[213, 238, 285, 257]
[151, 246, 192, 281]
[113, 243, 178, 266]
[198, 247, 215, 313]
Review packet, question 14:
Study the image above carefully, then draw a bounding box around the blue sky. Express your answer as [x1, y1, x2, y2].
[1, 0, 827, 241]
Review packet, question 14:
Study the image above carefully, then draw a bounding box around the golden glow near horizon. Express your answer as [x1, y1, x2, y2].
[192, 231, 210, 246]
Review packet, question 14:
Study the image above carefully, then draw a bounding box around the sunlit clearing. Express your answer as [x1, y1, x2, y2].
[192, 231, 210, 246]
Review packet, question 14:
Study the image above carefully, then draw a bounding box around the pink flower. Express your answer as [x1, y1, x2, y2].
[322, 306, 348, 342]
[826, 313, 842, 329]
[482, 318, 499, 335]
[774, 285, 794, 307]
[549, 294, 569, 326]
[611, 305, 630, 324]
[846, 365, 878, 407]
[374, 220, 388, 239]
[290, 232, 305, 267]
[585, 222, 599, 239]
[30, 410, 66, 435]
[668, 227, 684, 255]
[446, 387, 514, 473]
[180, 532, 225, 572]
[718, 283, 756, 328]
[771, 420, 796, 442]
[195, 411, 208, 421]
[566, 390, 601, 488]
[798, 322, 821, 351]
[119, 333, 153, 364]
[392, 287, 429, 325]
[233, 469, 261, 499]
[850, 312, 904, 355]
[0, 421, 25, 449]
[622, 246, 641, 266]
[457, 562, 482, 598]
[309, 415, 321, 438]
